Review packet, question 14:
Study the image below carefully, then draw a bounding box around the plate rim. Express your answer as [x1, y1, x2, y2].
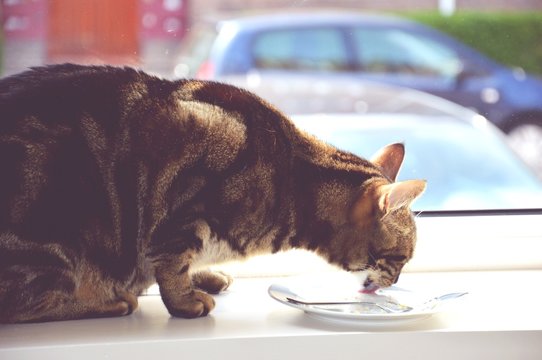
[268, 282, 442, 322]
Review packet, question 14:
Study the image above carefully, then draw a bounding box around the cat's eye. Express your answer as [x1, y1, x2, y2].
[348, 267, 365, 272]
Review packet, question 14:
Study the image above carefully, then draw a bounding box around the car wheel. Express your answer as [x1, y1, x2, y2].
[506, 121, 542, 178]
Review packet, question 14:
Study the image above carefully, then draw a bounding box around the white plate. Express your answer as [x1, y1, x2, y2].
[268, 281, 466, 324]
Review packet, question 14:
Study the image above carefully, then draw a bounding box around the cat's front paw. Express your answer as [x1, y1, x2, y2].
[192, 270, 233, 294]
[162, 289, 215, 318]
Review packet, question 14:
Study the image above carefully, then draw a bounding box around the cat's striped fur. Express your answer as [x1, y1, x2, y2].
[0, 64, 425, 323]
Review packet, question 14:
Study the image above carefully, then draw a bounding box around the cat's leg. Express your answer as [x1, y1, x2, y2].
[0, 268, 139, 323]
[0, 267, 139, 323]
[154, 252, 216, 318]
[152, 220, 217, 318]
[0, 238, 138, 323]
[192, 270, 233, 294]
[5, 287, 138, 324]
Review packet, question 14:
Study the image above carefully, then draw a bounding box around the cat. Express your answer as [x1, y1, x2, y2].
[0, 64, 425, 323]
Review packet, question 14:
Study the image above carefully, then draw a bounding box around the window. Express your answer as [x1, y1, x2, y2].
[2, 0, 542, 268]
[352, 28, 462, 78]
[2, 3, 542, 357]
[252, 28, 350, 72]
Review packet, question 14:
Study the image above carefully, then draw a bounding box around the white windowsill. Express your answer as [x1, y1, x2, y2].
[1, 213, 542, 359]
[1, 270, 541, 359]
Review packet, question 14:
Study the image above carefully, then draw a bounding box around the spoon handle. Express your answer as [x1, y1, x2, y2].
[286, 297, 376, 306]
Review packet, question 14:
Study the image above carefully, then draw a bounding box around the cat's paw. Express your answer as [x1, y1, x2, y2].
[113, 289, 139, 315]
[103, 299, 135, 317]
[163, 289, 215, 318]
[89, 289, 138, 318]
[192, 270, 233, 294]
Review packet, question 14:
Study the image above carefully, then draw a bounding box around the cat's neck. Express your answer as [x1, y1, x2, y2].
[280, 125, 385, 250]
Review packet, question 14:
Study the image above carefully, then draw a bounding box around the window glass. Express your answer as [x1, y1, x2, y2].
[353, 28, 462, 78]
[1, 1, 541, 277]
[294, 115, 542, 211]
[252, 28, 350, 71]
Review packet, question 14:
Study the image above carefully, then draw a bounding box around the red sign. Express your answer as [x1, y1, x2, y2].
[1, 0, 47, 39]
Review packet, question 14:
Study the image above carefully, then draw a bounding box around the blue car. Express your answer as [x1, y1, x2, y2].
[174, 11, 542, 175]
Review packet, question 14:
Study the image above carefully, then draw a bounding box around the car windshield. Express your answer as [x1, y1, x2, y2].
[287, 81, 542, 211]
[294, 114, 542, 211]
[2, 0, 542, 214]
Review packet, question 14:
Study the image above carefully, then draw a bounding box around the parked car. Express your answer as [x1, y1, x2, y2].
[284, 83, 542, 211]
[173, 11, 542, 176]
[295, 110, 542, 212]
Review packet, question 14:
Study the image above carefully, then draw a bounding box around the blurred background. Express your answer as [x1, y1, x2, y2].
[1, 0, 542, 211]
[2, 1, 542, 77]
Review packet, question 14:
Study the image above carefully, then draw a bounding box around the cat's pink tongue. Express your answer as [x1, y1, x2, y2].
[359, 283, 380, 294]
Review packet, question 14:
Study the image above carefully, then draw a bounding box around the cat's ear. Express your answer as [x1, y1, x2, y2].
[371, 143, 405, 182]
[350, 179, 425, 224]
[378, 179, 427, 214]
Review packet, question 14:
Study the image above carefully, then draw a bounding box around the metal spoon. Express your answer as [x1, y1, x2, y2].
[285, 297, 411, 313]
[286, 291, 468, 314]
[419, 292, 469, 310]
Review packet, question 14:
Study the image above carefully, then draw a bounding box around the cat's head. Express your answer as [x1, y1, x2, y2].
[316, 143, 426, 292]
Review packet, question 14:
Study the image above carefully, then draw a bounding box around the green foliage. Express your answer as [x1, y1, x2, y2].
[404, 12, 542, 76]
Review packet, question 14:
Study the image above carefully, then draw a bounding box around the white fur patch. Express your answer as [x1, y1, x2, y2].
[191, 238, 241, 271]
[350, 270, 370, 287]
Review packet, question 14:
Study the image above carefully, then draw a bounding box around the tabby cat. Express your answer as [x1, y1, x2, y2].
[0, 64, 425, 323]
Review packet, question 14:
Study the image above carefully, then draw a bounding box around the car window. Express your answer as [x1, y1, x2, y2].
[252, 28, 350, 72]
[352, 28, 462, 78]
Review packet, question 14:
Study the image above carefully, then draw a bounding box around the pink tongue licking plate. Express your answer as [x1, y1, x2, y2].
[359, 283, 380, 294]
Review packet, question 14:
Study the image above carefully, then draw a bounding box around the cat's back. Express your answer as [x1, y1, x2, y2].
[0, 64, 138, 100]
[0, 65, 166, 239]
[0, 64, 152, 119]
